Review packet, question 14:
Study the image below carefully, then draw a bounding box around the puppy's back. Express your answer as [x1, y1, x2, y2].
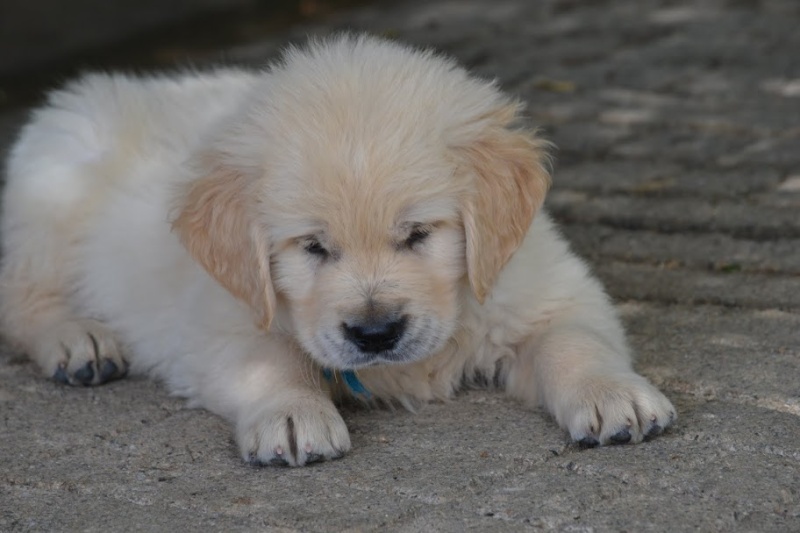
[12, 70, 256, 176]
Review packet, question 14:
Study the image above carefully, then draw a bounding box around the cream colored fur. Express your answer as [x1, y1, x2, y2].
[0, 35, 675, 466]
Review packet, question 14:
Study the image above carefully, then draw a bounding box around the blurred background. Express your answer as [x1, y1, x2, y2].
[0, 0, 367, 107]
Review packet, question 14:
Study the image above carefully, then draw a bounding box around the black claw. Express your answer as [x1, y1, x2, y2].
[73, 362, 95, 385]
[609, 428, 632, 444]
[99, 359, 119, 382]
[53, 366, 70, 384]
[578, 437, 599, 449]
[305, 453, 323, 464]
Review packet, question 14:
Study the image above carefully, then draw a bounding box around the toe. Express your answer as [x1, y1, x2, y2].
[644, 422, 663, 439]
[53, 365, 70, 384]
[304, 452, 324, 464]
[609, 428, 632, 444]
[266, 457, 289, 467]
[248, 454, 289, 467]
[73, 361, 95, 385]
[99, 359, 119, 383]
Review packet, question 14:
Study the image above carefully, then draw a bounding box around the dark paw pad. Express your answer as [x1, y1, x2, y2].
[609, 428, 632, 444]
[99, 359, 119, 382]
[53, 366, 70, 384]
[73, 362, 95, 385]
[645, 422, 663, 438]
[330, 448, 346, 460]
[305, 453, 323, 464]
[578, 437, 599, 449]
[248, 453, 289, 467]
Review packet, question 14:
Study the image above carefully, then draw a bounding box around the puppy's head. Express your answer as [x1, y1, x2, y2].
[173, 36, 550, 369]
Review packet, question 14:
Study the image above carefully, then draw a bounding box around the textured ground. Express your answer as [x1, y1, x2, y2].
[1, 0, 799, 531]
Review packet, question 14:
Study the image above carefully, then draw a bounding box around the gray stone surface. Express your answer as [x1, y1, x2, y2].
[1, 0, 799, 531]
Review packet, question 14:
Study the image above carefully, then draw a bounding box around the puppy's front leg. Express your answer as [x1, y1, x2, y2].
[195, 333, 350, 466]
[506, 320, 676, 446]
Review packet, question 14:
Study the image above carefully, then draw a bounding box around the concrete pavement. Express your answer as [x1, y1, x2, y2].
[1, 0, 799, 531]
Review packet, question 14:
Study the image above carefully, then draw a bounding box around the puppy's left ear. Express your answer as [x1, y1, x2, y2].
[457, 103, 551, 303]
[171, 154, 276, 330]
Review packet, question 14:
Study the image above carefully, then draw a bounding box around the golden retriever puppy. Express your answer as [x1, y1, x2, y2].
[0, 35, 675, 466]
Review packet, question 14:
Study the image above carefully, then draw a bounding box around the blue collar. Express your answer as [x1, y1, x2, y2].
[322, 368, 371, 399]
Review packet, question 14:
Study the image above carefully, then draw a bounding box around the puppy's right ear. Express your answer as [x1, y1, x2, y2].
[171, 155, 275, 330]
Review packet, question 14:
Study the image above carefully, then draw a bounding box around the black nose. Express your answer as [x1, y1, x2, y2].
[342, 316, 408, 354]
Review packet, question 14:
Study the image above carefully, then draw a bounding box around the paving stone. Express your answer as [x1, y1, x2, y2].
[562, 225, 800, 275]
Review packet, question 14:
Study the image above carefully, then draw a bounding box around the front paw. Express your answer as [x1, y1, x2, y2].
[34, 319, 128, 386]
[555, 371, 676, 447]
[237, 395, 351, 467]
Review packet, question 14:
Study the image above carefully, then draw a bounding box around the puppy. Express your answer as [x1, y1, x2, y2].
[0, 35, 675, 466]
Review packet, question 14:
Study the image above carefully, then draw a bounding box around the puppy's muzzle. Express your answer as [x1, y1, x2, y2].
[341, 315, 408, 355]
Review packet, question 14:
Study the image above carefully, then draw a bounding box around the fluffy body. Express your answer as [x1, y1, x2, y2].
[0, 36, 675, 466]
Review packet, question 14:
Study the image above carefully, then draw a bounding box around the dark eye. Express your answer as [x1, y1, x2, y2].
[403, 226, 431, 249]
[303, 238, 329, 258]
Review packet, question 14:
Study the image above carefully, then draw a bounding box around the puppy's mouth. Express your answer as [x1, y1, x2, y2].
[313, 315, 447, 370]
